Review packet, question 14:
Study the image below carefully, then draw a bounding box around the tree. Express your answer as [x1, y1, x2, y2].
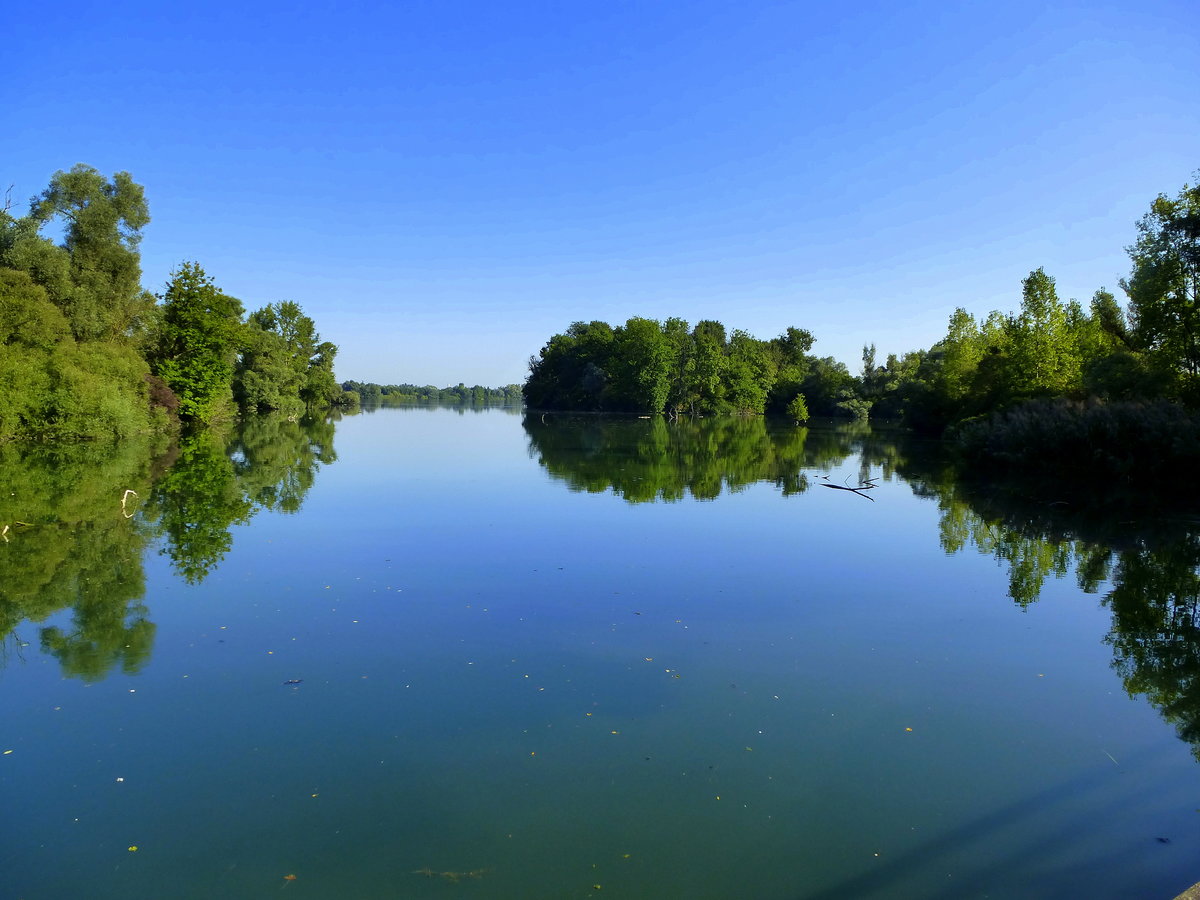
[786, 393, 809, 423]
[153, 262, 244, 423]
[725, 330, 775, 413]
[236, 300, 340, 414]
[24, 165, 153, 342]
[766, 327, 815, 415]
[1008, 268, 1078, 396]
[1122, 175, 1200, 379]
[610, 317, 672, 413]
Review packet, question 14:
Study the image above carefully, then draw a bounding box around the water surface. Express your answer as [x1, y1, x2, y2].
[2, 408, 1198, 898]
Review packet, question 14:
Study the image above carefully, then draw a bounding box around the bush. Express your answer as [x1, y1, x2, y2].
[786, 393, 809, 423]
[953, 398, 1200, 502]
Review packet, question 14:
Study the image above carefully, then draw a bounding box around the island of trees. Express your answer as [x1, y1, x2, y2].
[524, 172, 1200, 499]
[1, 164, 354, 443]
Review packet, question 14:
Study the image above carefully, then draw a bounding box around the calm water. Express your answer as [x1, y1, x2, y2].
[2, 407, 1199, 899]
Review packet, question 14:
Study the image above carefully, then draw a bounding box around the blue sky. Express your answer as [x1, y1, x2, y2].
[6, 0, 1198, 386]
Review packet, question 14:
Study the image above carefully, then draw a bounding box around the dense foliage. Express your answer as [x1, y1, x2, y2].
[523, 318, 857, 418]
[1, 164, 352, 442]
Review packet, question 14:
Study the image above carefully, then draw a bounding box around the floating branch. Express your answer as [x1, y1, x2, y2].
[820, 483, 876, 502]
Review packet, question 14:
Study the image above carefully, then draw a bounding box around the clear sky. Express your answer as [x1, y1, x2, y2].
[6, 0, 1198, 386]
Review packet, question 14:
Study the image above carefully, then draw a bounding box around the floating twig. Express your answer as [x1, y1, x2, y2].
[820, 483, 876, 502]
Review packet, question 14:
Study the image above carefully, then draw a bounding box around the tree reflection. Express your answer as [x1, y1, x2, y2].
[524, 414, 868, 502]
[530, 412, 1200, 758]
[146, 415, 337, 582]
[1104, 535, 1200, 755]
[905, 456, 1200, 758]
[0, 438, 161, 682]
[0, 415, 337, 680]
[146, 429, 255, 583]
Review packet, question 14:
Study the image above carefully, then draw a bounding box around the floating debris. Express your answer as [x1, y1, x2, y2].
[412, 868, 488, 882]
[283, 679, 303, 686]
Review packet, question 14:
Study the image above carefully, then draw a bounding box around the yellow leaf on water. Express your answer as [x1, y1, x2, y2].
[128, 846, 138, 852]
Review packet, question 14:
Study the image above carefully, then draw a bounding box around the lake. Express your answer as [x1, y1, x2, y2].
[2, 406, 1198, 899]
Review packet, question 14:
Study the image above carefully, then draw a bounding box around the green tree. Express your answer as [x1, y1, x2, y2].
[153, 262, 244, 423]
[725, 330, 776, 414]
[610, 317, 672, 413]
[1007, 268, 1078, 396]
[766, 327, 815, 414]
[20, 165, 152, 342]
[303, 339, 342, 409]
[1122, 174, 1200, 380]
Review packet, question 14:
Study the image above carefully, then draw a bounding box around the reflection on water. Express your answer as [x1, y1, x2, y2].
[0, 437, 162, 682]
[525, 414, 885, 501]
[897, 450, 1200, 760]
[528, 413, 1200, 761]
[146, 415, 336, 583]
[0, 415, 337, 681]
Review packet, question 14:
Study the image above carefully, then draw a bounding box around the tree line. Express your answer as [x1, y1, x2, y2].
[524, 172, 1200, 441]
[0, 164, 353, 442]
[341, 380, 523, 407]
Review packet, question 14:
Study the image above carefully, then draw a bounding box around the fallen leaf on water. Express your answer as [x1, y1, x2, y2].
[128, 846, 138, 852]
